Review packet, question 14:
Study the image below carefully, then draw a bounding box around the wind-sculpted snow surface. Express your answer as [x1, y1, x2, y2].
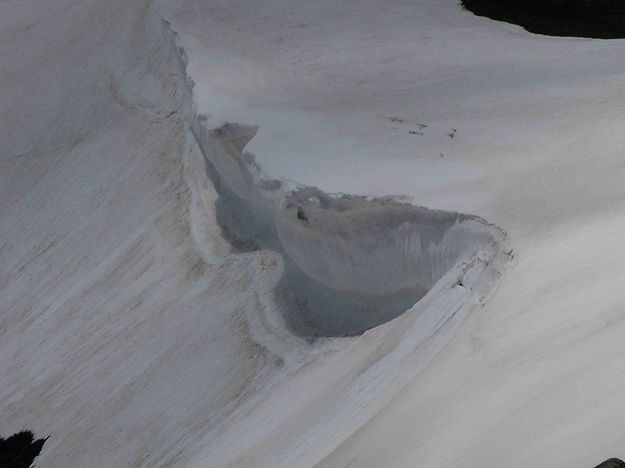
[191, 122, 505, 336]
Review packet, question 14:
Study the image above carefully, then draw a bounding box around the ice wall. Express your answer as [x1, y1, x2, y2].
[189, 123, 505, 336]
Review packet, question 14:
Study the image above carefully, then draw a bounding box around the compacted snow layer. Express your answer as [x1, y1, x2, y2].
[1, 1, 279, 466]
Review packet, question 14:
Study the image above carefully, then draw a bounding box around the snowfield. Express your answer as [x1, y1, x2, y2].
[2, 0, 625, 467]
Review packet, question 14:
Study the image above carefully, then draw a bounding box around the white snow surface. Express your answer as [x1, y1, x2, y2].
[1, 0, 624, 467]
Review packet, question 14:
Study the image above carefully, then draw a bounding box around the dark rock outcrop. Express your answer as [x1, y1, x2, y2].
[0, 431, 47, 468]
[595, 458, 625, 468]
[462, 0, 625, 38]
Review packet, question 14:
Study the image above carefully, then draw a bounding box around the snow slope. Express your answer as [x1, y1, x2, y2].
[3, 0, 624, 466]
[1, 1, 282, 465]
[163, 0, 625, 466]
[1, 0, 505, 466]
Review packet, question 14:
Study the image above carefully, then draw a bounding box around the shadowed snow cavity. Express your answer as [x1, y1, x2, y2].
[192, 123, 502, 337]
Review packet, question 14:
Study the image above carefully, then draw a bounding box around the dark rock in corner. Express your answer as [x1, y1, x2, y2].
[461, 0, 625, 39]
[297, 207, 308, 222]
[0, 431, 47, 468]
[595, 458, 625, 468]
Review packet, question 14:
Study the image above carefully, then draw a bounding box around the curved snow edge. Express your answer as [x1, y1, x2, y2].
[155, 6, 511, 467]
